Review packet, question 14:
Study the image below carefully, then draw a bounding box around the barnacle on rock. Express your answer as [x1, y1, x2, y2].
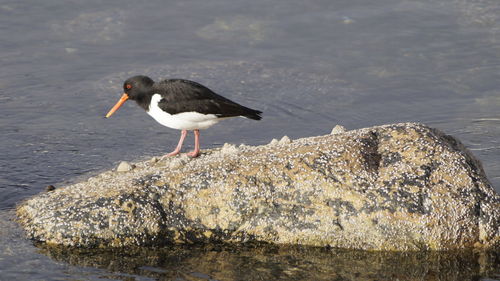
[16, 123, 500, 250]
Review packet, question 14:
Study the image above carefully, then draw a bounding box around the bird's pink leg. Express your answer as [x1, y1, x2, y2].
[165, 130, 188, 157]
[187, 129, 200, 158]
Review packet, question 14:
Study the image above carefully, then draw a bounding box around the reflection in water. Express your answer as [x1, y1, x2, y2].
[37, 243, 499, 281]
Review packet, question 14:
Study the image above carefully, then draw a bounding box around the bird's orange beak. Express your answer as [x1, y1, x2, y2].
[105, 93, 129, 118]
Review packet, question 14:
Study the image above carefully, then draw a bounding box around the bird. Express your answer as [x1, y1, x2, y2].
[105, 75, 262, 158]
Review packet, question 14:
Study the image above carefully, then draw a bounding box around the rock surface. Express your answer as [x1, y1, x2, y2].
[16, 123, 500, 250]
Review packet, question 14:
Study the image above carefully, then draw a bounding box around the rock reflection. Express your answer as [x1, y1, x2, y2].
[36, 243, 499, 281]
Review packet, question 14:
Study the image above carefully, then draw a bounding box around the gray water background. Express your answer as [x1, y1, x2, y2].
[1, 0, 499, 280]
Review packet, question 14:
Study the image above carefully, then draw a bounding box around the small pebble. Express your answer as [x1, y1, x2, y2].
[221, 143, 239, 155]
[279, 136, 291, 145]
[269, 139, 279, 146]
[150, 157, 159, 163]
[331, 125, 346, 135]
[116, 161, 134, 172]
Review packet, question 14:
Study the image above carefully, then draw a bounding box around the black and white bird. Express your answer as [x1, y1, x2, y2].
[105, 75, 262, 157]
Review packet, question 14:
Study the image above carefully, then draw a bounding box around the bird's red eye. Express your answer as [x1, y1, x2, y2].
[125, 84, 132, 89]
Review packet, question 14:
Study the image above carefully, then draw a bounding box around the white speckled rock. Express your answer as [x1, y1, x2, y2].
[331, 125, 346, 134]
[221, 143, 239, 156]
[268, 138, 279, 146]
[278, 135, 291, 145]
[116, 161, 134, 172]
[16, 123, 500, 250]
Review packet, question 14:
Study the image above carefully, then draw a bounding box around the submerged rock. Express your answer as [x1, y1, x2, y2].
[16, 123, 499, 250]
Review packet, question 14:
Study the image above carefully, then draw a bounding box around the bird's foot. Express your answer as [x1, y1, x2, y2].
[186, 150, 200, 158]
[163, 150, 181, 158]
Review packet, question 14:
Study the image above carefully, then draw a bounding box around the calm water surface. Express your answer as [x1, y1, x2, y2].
[1, 0, 499, 280]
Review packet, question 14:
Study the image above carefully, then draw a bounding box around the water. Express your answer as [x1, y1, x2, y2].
[1, 0, 499, 280]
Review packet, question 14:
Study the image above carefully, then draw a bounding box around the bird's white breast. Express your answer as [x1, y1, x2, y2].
[147, 94, 221, 130]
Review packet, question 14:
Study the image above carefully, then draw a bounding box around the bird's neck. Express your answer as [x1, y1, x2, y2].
[135, 91, 154, 111]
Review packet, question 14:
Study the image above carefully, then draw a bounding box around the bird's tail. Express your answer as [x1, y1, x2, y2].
[244, 109, 262, 120]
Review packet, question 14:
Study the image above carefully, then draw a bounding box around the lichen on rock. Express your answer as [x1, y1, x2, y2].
[16, 123, 500, 250]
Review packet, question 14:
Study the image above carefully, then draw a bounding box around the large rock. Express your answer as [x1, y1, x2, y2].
[16, 123, 500, 250]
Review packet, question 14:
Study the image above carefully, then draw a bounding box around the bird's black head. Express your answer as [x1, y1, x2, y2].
[123, 75, 155, 100]
[105, 75, 155, 118]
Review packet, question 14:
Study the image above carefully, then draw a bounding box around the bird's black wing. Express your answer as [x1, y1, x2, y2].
[156, 79, 262, 119]
[156, 79, 233, 103]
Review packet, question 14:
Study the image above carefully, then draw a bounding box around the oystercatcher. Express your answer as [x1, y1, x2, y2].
[105, 75, 262, 157]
